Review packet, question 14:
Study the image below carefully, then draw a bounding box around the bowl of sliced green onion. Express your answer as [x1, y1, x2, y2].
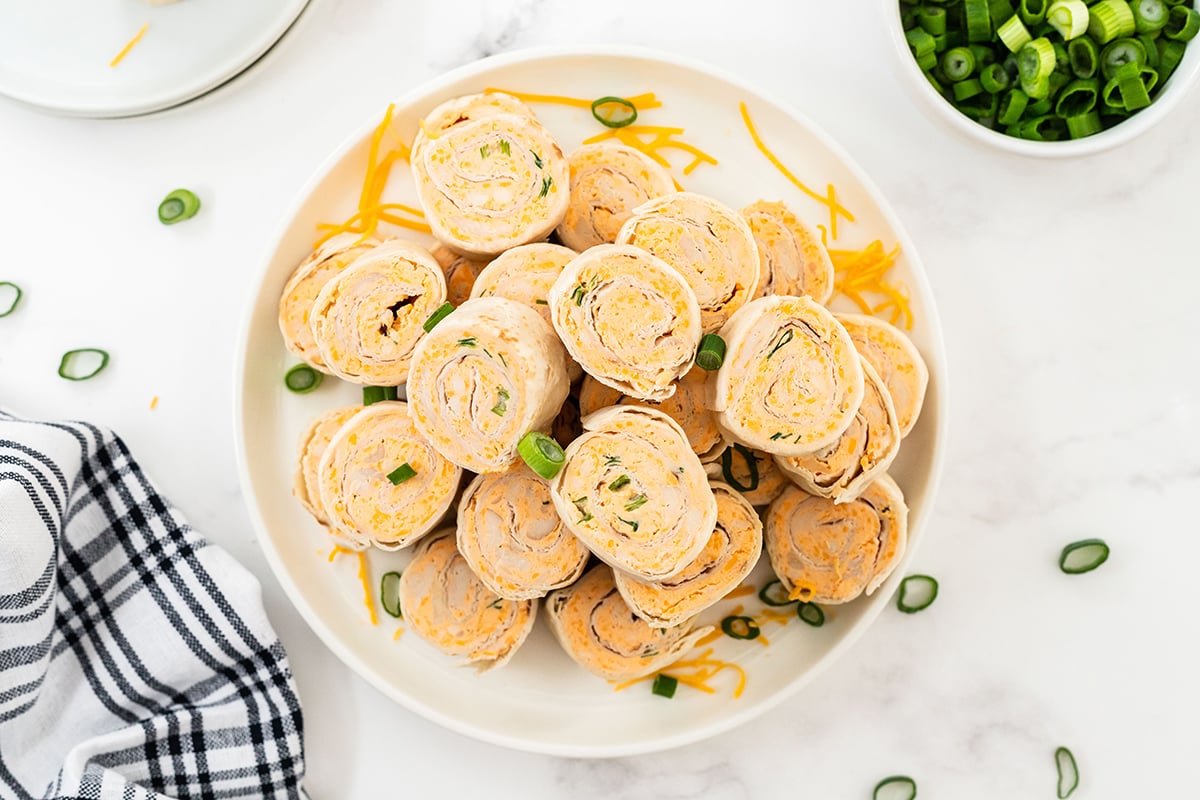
[891, 0, 1200, 155]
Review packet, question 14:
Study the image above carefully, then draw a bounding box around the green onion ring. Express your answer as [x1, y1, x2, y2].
[0, 282, 22, 317]
[380, 571, 403, 618]
[517, 431, 565, 480]
[58, 349, 110, 381]
[1068, 37, 1100, 78]
[942, 46, 978, 81]
[157, 188, 201, 225]
[362, 385, 398, 406]
[719, 615, 761, 640]
[590, 96, 638, 128]
[695, 333, 726, 371]
[965, 0, 993, 41]
[918, 7, 948, 35]
[651, 674, 678, 698]
[1055, 78, 1101, 116]
[1055, 746, 1079, 798]
[284, 364, 323, 394]
[1133, 0, 1169, 33]
[1020, 0, 1049, 25]
[1165, 5, 1200, 41]
[1059, 538, 1109, 574]
[758, 579, 795, 607]
[897, 575, 939, 613]
[386, 462, 417, 485]
[720, 443, 760, 493]
[873, 775, 917, 800]
[797, 602, 825, 627]
[1065, 110, 1103, 138]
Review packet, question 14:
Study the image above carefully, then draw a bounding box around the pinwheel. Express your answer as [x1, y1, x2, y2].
[555, 142, 675, 252]
[741, 200, 834, 303]
[293, 405, 360, 528]
[431, 244, 487, 307]
[834, 313, 929, 437]
[703, 444, 792, 507]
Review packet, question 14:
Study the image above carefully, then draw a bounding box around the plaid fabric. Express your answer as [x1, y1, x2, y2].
[0, 412, 305, 799]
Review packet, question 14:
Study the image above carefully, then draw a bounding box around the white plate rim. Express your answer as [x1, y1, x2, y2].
[233, 44, 951, 758]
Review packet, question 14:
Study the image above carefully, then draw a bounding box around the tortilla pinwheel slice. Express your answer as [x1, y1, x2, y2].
[456, 464, 590, 601]
[741, 200, 835, 303]
[704, 445, 792, 507]
[616, 192, 761, 333]
[549, 244, 701, 402]
[469, 242, 576, 323]
[834, 313, 929, 438]
[293, 405, 361, 528]
[545, 566, 712, 681]
[549, 405, 716, 581]
[431, 244, 487, 307]
[578, 367, 725, 462]
[399, 530, 537, 672]
[774, 358, 900, 504]
[614, 481, 762, 628]
[555, 143, 675, 252]
[317, 401, 462, 550]
[278, 234, 381, 371]
[411, 93, 569, 258]
[309, 239, 447, 386]
[411, 91, 536, 161]
[407, 296, 570, 473]
[764, 475, 908, 604]
[711, 295, 865, 456]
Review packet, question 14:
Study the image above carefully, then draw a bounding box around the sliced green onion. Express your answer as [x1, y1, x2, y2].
[873, 776, 917, 800]
[518, 431, 565, 479]
[1139, 34, 1161, 66]
[491, 387, 509, 416]
[0, 282, 22, 317]
[953, 77, 986, 100]
[1059, 538, 1110, 573]
[918, 6, 949, 34]
[917, 50, 938, 70]
[1133, 0, 1169, 32]
[1020, 0, 1049, 25]
[1089, 0, 1137, 43]
[157, 188, 201, 225]
[1158, 39, 1186, 82]
[591, 96, 638, 128]
[970, 43, 998, 66]
[897, 574, 939, 613]
[990, 0, 1018, 25]
[1140, 64, 1160, 91]
[1101, 37, 1147, 78]
[1048, 0, 1090, 39]
[695, 333, 726, 371]
[1119, 66, 1153, 107]
[1027, 96, 1055, 115]
[1019, 37, 1057, 95]
[720, 443, 760, 493]
[1021, 113, 1068, 138]
[608, 474, 631, 491]
[624, 494, 648, 512]
[999, 88, 1030, 123]
[943, 46, 978, 80]
[362, 385, 398, 406]
[966, 0, 994, 41]
[999, 14, 1034, 51]
[906, 27, 938, 57]
[386, 463, 416, 485]
[651, 674, 678, 698]
[422, 301, 454, 332]
[1055, 746, 1080, 798]
[1164, 5, 1200, 40]
[284, 364, 323, 394]
[58, 348, 110, 381]
[1055, 77, 1101, 115]
[759, 580, 795, 607]
[380, 571, 403, 618]
[1069, 36, 1101, 77]
[933, 33, 951, 52]
[1066, 110, 1103, 136]
[720, 615, 761, 640]
[797, 602, 825, 627]
[982, 62, 1013, 91]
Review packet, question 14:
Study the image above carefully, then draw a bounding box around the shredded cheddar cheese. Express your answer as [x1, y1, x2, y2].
[327, 545, 378, 626]
[723, 584, 757, 599]
[392, 627, 405, 641]
[829, 240, 913, 330]
[483, 89, 663, 112]
[314, 104, 428, 248]
[739, 101, 855, 241]
[582, 125, 718, 177]
[149, 395, 158, 410]
[110, 23, 149, 68]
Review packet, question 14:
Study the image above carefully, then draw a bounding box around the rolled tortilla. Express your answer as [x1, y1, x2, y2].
[764, 475, 908, 604]
[411, 93, 569, 258]
[431, 244, 487, 307]
[555, 143, 675, 252]
[774, 358, 901, 504]
[399, 529, 537, 671]
[293, 405, 361, 527]
[834, 313, 929, 438]
[578, 368, 724, 461]
[741, 200, 834, 303]
[278, 234, 380, 371]
[704, 445, 792, 507]
[711, 295, 865, 456]
[614, 482, 762, 628]
[545, 566, 712, 681]
[549, 406, 716, 581]
[309, 239, 447, 385]
[317, 401, 462, 550]
[549, 243, 701, 402]
[407, 297, 570, 473]
[456, 464, 590, 601]
[616, 192, 761, 333]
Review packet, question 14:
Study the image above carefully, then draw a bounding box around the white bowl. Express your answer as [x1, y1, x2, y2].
[234, 45, 949, 757]
[885, 0, 1200, 157]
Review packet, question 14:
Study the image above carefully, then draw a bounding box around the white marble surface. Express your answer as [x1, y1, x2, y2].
[1, 0, 1197, 797]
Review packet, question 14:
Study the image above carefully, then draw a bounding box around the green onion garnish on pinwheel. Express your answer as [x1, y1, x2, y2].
[1059, 538, 1109, 574]
[720, 443, 760, 493]
[422, 302, 454, 332]
[362, 385, 398, 406]
[58, 349, 109, 381]
[386, 463, 417, 486]
[284, 364, 323, 394]
[518, 431, 565, 480]
[695, 333, 727, 371]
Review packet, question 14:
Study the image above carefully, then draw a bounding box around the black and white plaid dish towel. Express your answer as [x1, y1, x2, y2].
[0, 411, 305, 799]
